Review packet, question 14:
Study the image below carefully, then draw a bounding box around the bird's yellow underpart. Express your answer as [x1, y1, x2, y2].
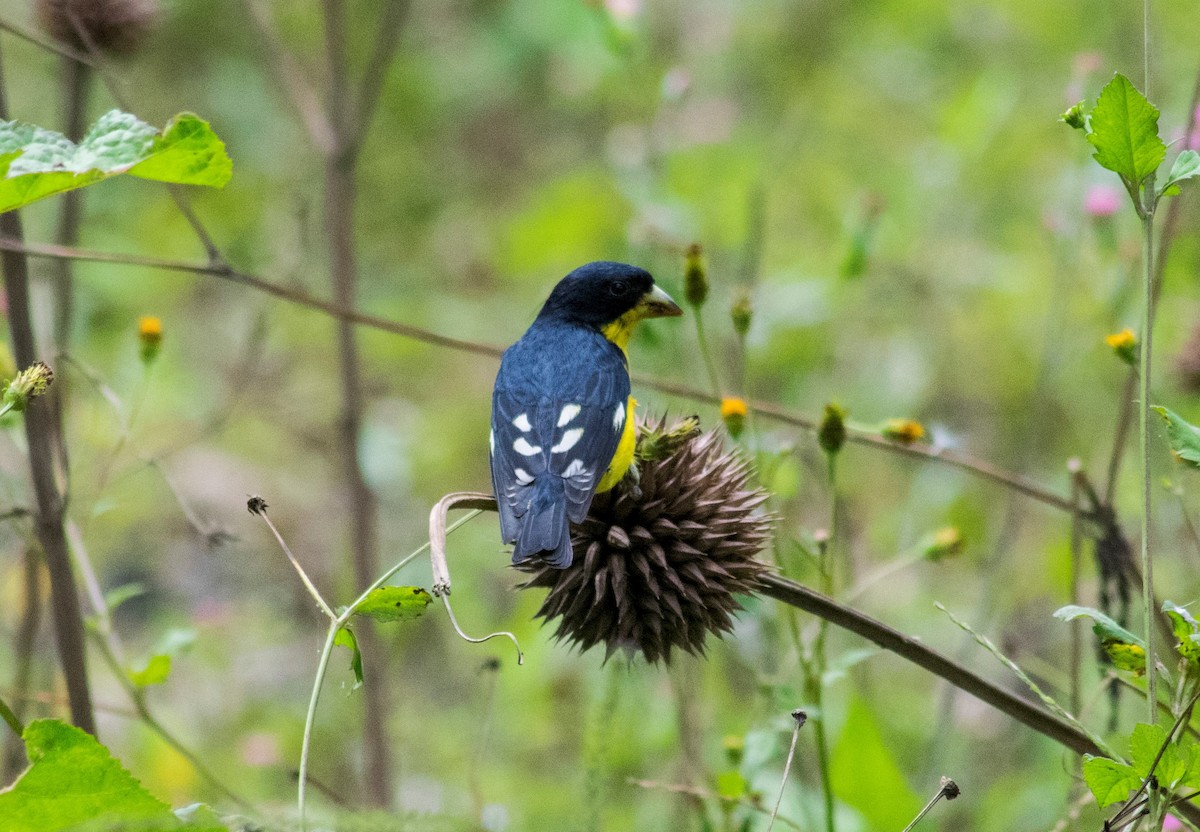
[596, 395, 637, 493]
[600, 308, 642, 356]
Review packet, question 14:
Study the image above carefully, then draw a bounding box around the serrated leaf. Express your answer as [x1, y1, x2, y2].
[128, 654, 171, 688]
[1185, 744, 1200, 789]
[0, 719, 179, 832]
[0, 109, 231, 214]
[1130, 722, 1188, 787]
[1162, 600, 1200, 661]
[1151, 406, 1200, 468]
[353, 585, 433, 623]
[1083, 755, 1141, 807]
[174, 802, 230, 831]
[334, 626, 363, 690]
[1087, 73, 1166, 186]
[1161, 150, 1200, 194]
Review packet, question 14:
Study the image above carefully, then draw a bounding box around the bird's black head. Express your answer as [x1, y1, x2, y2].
[536, 261, 681, 328]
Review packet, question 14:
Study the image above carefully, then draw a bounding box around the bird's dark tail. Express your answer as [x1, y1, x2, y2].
[512, 476, 573, 568]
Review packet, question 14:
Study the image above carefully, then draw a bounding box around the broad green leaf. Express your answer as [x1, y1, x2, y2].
[128, 654, 171, 688]
[1129, 723, 1187, 786]
[1162, 600, 1200, 661]
[0, 719, 179, 832]
[1082, 755, 1140, 807]
[1161, 150, 1200, 194]
[1105, 642, 1147, 674]
[0, 109, 231, 214]
[353, 585, 433, 623]
[1185, 744, 1200, 789]
[830, 698, 922, 829]
[1087, 74, 1165, 186]
[174, 803, 229, 832]
[334, 626, 363, 690]
[128, 114, 233, 187]
[1151, 406, 1200, 468]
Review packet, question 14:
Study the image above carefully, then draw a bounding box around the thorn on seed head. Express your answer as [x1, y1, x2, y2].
[247, 495, 268, 515]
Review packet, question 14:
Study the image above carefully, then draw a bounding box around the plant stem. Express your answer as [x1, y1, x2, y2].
[1141, 208, 1157, 726]
[298, 620, 340, 829]
[0, 42, 95, 736]
[692, 308, 722, 398]
[0, 693, 23, 738]
[812, 458, 838, 832]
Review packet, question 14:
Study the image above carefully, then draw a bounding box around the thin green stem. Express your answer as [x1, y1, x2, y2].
[298, 620, 340, 829]
[296, 509, 482, 828]
[811, 456, 838, 832]
[1141, 209, 1157, 726]
[0, 693, 23, 738]
[258, 512, 336, 621]
[692, 308, 722, 398]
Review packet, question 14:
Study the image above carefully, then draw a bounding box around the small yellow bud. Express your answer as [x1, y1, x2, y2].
[3, 361, 54, 413]
[730, 288, 752, 338]
[923, 526, 964, 561]
[683, 242, 708, 308]
[139, 316, 163, 362]
[722, 734, 745, 766]
[1060, 101, 1087, 130]
[817, 403, 847, 457]
[881, 418, 925, 444]
[1106, 328, 1137, 366]
[720, 396, 748, 438]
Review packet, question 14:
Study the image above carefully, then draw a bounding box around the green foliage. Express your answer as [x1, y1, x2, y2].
[1162, 600, 1200, 661]
[1083, 723, 1200, 809]
[0, 110, 230, 214]
[1054, 605, 1145, 673]
[1081, 756, 1140, 808]
[352, 585, 433, 623]
[1162, 150, 1200, 196]
[128, 654, 172, 688]
[1086, 74, 1165, 197]
[334, 626, 364, 690]
[1151, 406, 1200, 468]
[0, 719, 226, 832]
[829, 698, 922, 829]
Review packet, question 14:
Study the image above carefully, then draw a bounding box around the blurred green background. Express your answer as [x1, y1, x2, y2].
[1, 0, 1200, 829]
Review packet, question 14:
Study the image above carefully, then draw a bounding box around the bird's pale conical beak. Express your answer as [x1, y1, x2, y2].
[636, 284, 684, 319]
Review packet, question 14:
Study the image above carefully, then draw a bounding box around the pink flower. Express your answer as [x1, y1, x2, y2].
[1163, 815, 1184, 831]
[1084, 184, 1122, 217]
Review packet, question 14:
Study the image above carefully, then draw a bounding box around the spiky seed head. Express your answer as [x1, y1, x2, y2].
[36, 0, 160, 56]
[518, 418, 772, 663]
[3, 362, 54, 412]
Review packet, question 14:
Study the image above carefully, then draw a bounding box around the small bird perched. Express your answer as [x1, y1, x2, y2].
[491, 261, 682, 569]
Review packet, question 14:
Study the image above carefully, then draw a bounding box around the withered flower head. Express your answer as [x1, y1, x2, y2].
[36, 0, 160, 56]
[518, 418, 772, 663]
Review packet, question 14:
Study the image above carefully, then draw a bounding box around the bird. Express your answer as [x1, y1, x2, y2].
[491, 261, 682, 569]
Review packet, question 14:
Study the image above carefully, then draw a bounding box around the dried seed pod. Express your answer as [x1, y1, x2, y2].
[518, 418, 772, 663]
[36, 0, 160, 56]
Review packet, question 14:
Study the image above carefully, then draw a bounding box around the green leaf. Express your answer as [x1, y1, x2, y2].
[0, 719, 182, 832]
[830, 698, 922, 829]
[1082, 755, 1140, 807]
[102, 582, 146, 613]
[1087, 74, 1166, 187]
[1105, 641, 1148, 674]
[1162, 600, 1200, 661]
[714, 770, 747, 801]
[1184, 744, 1200, 789]
[1130, 722, 1188, 788]
[352, 585, 433, 623]
[1054, 605, 1145, 647]
[0, 109, 231, 214]
[1151, 406, 1200, 468]
[128, 654, 171, 688]
[174, 803, 230, 832]
[1161, 150, 1200, 195]
[334, 626, 363, 690]
[128, 113, 233, 187]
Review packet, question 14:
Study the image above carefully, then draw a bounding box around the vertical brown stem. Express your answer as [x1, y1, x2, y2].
[321, 0, 392, 807]
[52, 56, 91, 348]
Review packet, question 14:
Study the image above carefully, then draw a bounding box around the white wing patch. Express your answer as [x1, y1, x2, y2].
[513, 437, 542, 456]
[514, 467, 534, 485]
[512, 413, 532, 432]
[613, 402, 625, 431]
[563, 459, 588, 478]
[552, 428, 584, 454]
[557, 404, 581, 427]
[489, 429, 495, 456]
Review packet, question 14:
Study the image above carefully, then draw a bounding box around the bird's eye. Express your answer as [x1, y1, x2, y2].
[609, 280, 629, 296]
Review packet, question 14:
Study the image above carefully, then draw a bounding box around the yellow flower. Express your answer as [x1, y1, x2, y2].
[139, 316, 163, 362]
[882, 418, 925, 444]
[1105, 328, 1137, 366]
[720, 396, 748, 438]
